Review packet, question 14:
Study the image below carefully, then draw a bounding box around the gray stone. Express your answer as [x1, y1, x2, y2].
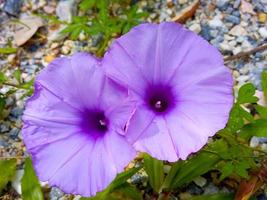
[0, 139, 8, 147]
[4, 0, 22, 16]
[200, 24, 212, 41]
[204, 184, 219, 195]
[259, 27, 267, 38]
[225, 15, 240, 24]
[233, 0, 241, 8]
[56, 0, 77, 23]
[50, 187, 64, 200]
[216, 0, 229, 10]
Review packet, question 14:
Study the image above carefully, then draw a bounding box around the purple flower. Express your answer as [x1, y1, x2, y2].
[22, 53, 136, 197]
[103, 22, 233, 162]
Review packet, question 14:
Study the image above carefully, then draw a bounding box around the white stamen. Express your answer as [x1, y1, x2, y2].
[155, 101, 162, 109]
[99, 119, 106, 126]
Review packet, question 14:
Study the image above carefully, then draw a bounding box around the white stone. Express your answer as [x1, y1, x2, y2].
[7, 54, 16, 63]
[189, 23, 201, 33]
[237, 75, 249, 83]
[229, 40, 237, 47]
[50, 42, 59, 49]
[208, 18, 223, 28]
[220, 42, 233, 51]
[56, 0, 76, 22]
[224, 34, 235, 41]
[233, 46, 242, 55]
[259, 27, 267, 38]
[61, 45, 71, 55]
[193, 176, 207, 187]
[179, 0, 188, 4]
[229, 25, 247, 36]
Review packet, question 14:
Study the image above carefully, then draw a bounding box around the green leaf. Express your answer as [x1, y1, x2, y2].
[0, 72, 7, 84]
[0, 159, 17, 192]
[110, 183, 142, 200]
[255, 105, 267, 119]
[234, 160, 250, 178]
[108, 166, 141, 192]
[70, 26, 83, 40]
[187, 193, 234, 200]
[21, 79, 34, 90]
[237, 83, 258, 104]
[79, 0, 96, 10]
[262, 71, 267, 101]
[0, 97, 5, 112]
[81, 167, 141, 199]
[239, 119, 267, 139]
[163, 140, 228, 190]
[226, 104, 253, 132]
[0, 47, 17, 54]
[21, 158, 44, 200]
[13, 69, 21, 84]
[219, 162, 234, 180]
[144, 154, 164, 193]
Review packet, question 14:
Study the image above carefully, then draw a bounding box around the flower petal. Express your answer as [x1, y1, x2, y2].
[70, 53, 105, 108]
[23, 83, 81, 127]
[24, 123, 135, 196]
[133, 117, 178, 162]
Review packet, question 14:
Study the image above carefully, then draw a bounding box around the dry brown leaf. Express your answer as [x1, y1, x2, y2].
[234, 161, 267, 200]
[172, 0, 200, 24]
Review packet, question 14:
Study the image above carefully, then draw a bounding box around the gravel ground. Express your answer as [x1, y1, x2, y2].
[0, 0, 267, 199]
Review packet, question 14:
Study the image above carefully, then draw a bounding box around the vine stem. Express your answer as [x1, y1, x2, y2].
[224, 44, 267, 63]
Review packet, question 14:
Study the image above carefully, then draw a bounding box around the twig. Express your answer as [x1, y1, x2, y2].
[0, 156, 26, 160]
[2, 82, 21, 89]
[224, 44, 267, 63]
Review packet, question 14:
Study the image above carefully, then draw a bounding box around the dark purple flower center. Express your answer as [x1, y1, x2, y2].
[145, 84, 176, 114]
[80, 110, 109, 138]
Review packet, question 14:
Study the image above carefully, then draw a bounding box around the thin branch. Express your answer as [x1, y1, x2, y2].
[0, 156, 26, 160]
[224, 44, 267, 63]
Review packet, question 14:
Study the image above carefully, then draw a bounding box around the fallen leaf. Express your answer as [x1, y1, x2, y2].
[234, 161, 267, 200]
[172, 0, 199, 24]
[14, 16, 44, 46]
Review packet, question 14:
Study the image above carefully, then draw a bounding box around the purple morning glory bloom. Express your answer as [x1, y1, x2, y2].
[103, 22, 233, 162]
[22, 53, 136, 197]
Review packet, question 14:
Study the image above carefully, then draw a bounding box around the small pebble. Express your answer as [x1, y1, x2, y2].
[189, 23, 201, 33]
[258, 13, 267, 23]
[225, 15, 241, 24]
[259, 27, 267, 38]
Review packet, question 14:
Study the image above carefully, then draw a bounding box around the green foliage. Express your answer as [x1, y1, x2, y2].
[237, 83, 258, 104]
[0, 72, 7, 84]
[187, 193, 234, 200]
[255, 105, 267, 119]
[81, 166, 142, 200]
[21, 158, 44, 200]
[239, 119, 267, 139]
[0, 47, 17, 54]
[163, 140, 228, 190]
[144, 154, 164, 193]
[79, 0, 97, 10]
[262, 71, 267, 101]
[13, 69, 22, 84]
[0, 159, 17, 193]
[44, 0, 148, 56]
